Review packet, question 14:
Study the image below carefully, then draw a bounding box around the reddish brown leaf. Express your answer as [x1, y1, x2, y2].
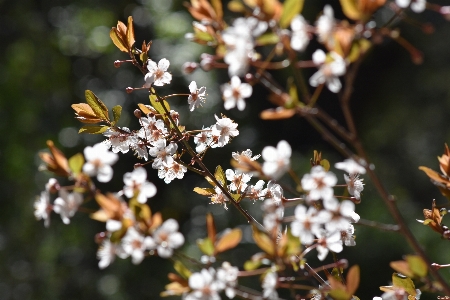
[215, 228, 242, 254]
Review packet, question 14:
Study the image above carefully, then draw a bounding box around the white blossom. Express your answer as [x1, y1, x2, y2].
[139, 115, 167, 144]
[323, 199, 357, 232]
[144, 58, 172, 87]
[158, 161, 188, 184]
[301, 165, 337, 202]
[216, 262, 239, 299]
[103, 127, 131, 154]
[225, 169, 252, 192]
[97, 239, 127, 269]
[232, 149, 260, 162]
[315, 230, 343, 261]
[123, 167, 157, 204]
[83, 143, 118, 182]
[210, 186, 231, 210]
[194, 127, 212, 153]
[211, 115, 239, 148]
[221, 76, 253, 111]
[145, 219, 184, 258]
[291, 205, 330, 245]
[335, 158, 366, 175]
[188, 81, 207, 111]
[121, 227, 148, 264]
[290, 15, 310, 52]
[262, 271, 278, 300]
[148, 140, 178, 169]
[53, 189, 83, 224]
[345, 174, 365, 200]
[34, 190, 52, 228]
[309, 50, 346, 93]
[262, 140, 291, 180]
[396, 0, 426, 13]
[341, 223, 356, 246]
[184, 268, 221, 300]
[316, 5, 335, 44]
[262, 198, 284, 231]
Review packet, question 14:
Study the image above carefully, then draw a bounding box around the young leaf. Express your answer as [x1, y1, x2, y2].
[256, 33, 280, 46]
[193, 187, 215, 196]
[215, 228, 242, 254]
[279, 0, 304, 28]
[346, 265, 360, 296]
[339, 0, 362, 21]
[72, 103, 102, 123]
[392, 273, 416, 297]
[252, 225, 275, 256]
[68, 153, 85, 176]
[149, 94, 171, 117]
[112, 105, 122, 125]
[174, 260, 192, 279]
[79, 125, 110, 134]
[110, 28, 128, 52]
[214, 165, 227, 186]
[406, 255, 428, 278]
[210, 0, 223, 21]
[138, 103, 157, 115]
[390, 260, 414, 278]
[85, 90, 109, 121]
[206, 213, 216, 245]
[126, 16, 135, 50]
[197, 237, 215, 256]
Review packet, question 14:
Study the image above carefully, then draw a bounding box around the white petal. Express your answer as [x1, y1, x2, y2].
[230, 75, 241, 87]
[239, 83, 253, 98]
[158, 58, 170, 71]
[312, 49, 326, 64]
[189, 81, 197, 93]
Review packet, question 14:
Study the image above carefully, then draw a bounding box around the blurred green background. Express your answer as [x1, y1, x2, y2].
[1, 0, 450, 299]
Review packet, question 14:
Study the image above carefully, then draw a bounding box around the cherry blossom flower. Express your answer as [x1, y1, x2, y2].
[262, 140, 292, 180]
[291, 205, 330, 245]
[262, 181, 284, 204]
[194, 127, 212, 153]
[290, 15, 310, 52]
[396, 0, 426, 13]
[83, 143, 118, 182]
[232, 149, 260, 162]
[158, 161, 187, 184]
[123, 167, 157, 204]
[184, 268, 221, 300]
[221, 76, 253, 111]
[97, 239, 127, 269]
[53, 189, 83, 224]
[315, 229, 343, 261]
[145, 219, 184, 258]
[222, 17, 267, 77]
[246, 180, 266, 201]
[262, 198, 284, 231]
[139, 115, 168, 144]
[335, 158, 366, 175]
[301, 165, 337, 202]
[341, 223, 356, 246]
[211, 115, 239, 148]
[121, 227, 149, 264]
[309, 49, 346, 93]
[187, 81, 207, 111]
[148, 140, 178, 169]
[216, 262, 239, 299]
[316, 5, 335, 44]
[34, 190, 52, 228]
[262, 271, 278, 300]
[344, 174, 365, 200]
[103, 127, 131, 154]
[144, 58, 172, 87]
[323, 199, 358, 232]
[210, 186, 231, 210]
[225, 169, 252, 192]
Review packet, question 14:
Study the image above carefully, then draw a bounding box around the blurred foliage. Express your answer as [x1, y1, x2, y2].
[1, 0, 450, 299]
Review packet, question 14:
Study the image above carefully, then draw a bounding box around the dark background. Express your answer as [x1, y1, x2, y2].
[1, 0, 450, 299]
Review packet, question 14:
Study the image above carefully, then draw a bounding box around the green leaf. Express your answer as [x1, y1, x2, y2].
[174, 260, 192, 279]
[112, 105, 122, 125]
[78, 125, 110, 134]
[256, 33, 279, 46]
[193, 187, 215, 196]
[392, 273, 416, 296]
[406, 255, 428, 278]
[68, 153, 85, 176]
[214, 165, 226, 186]
[215, 228, 242, 254]
[279, 0, 304, 28]
[149, 94, 170, 117]
[85, 90, 109, 121]
[197, 237, 215, 256]
[328, 289, 351, 300]
[320, 159, 330, 172]
[244, 259, 262, 271]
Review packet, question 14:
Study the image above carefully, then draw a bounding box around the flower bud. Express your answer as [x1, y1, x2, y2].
[200, 53, 214, 71]
[134, 109, 142, 119]
[95, 232, 107, 244]
[114, 60, 122, 68]
[126, 87, 134, 94]
[182, 62, 198, 74]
